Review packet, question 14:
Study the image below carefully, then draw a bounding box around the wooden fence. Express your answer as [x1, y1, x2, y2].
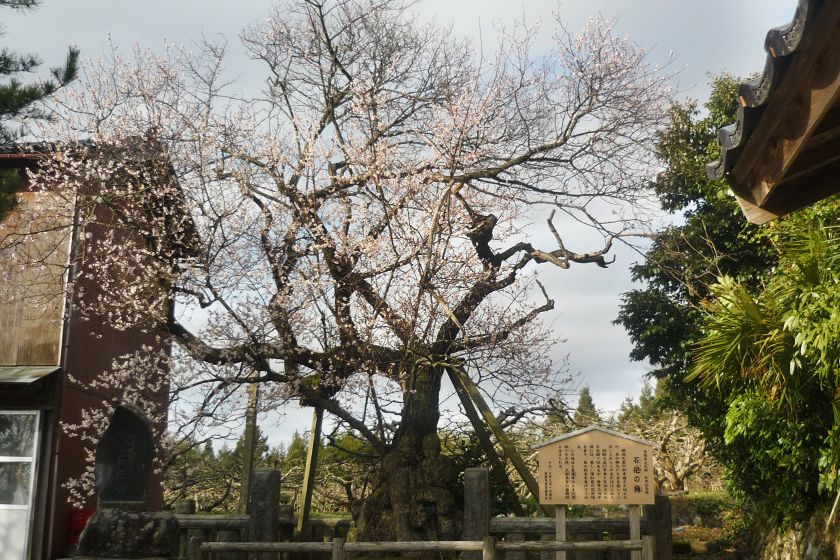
[464, 468, 671, 560]
[188, 536, 649, 560]
[174, 467, 671, 560]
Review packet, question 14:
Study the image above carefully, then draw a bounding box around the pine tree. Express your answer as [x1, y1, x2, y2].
[573, 386, 601, 427]
[637, 381, 658, 420]
[0, 0, 79, 219]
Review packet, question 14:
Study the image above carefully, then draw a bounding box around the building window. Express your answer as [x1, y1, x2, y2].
[0, 411, 40, 560]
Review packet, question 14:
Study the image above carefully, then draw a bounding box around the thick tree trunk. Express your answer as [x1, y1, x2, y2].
[660, 467, 686, 493]
[355, 366, 463, 543]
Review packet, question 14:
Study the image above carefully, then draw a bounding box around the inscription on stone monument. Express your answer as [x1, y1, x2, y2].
[535, 426, 657, 505]
[95, 404, 153, 506]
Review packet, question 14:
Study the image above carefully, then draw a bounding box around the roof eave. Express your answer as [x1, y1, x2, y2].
[709, 0, 840, 223]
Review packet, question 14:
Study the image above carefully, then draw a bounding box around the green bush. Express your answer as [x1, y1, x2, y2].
[670, 492, 736, 528]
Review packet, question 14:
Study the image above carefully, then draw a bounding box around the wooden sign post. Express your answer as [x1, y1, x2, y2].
[555, 504, 566, 560]
[535, 426, 658, 560]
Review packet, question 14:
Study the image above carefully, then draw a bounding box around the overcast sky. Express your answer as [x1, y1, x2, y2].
[4, 0, 797, 441]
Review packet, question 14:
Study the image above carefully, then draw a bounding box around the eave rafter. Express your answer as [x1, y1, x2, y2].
[707, 0, 840, 224]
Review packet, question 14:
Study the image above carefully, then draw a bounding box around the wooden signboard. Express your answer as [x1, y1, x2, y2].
[535, 425, 657, 506]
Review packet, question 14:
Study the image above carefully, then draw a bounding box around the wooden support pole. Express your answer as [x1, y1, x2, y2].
[448, 366, 550, 516]
[297, 407, 324, 535]
[451, 370, 526, 516]
[239, 378, 260, 514]
[628, 505, 641, 560]
[555, 505, 566, 560]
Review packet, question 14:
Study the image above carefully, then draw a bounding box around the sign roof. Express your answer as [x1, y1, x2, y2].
[534, 425, 657, 450]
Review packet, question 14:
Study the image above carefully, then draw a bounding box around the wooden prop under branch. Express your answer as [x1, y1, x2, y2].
[296, 406, 324, 536]
[447, 366, 550, 517]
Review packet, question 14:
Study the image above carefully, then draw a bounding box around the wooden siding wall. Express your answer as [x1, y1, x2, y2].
[0, 192, 72, 366]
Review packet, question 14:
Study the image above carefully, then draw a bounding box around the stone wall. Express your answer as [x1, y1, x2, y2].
[753, 508, 840, 560]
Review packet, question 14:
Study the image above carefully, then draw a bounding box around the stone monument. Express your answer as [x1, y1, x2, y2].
[76, 404, 180, 559]
[95, 404, 154, 508]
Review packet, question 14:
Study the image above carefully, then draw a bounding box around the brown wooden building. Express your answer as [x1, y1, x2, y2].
[708, 0, 840, 222]
[0, 147, 172, 560]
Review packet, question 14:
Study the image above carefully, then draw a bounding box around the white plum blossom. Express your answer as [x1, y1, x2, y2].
[9, 0, 671, 523]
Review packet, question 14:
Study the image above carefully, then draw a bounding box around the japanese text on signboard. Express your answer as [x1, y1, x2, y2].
[536, 428, 655, 505]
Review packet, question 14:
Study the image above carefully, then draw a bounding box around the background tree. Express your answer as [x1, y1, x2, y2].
[164, 430, 279, 512]
[614, 74, 775, 460]
[164, 426, 376, 514]
[572, 386, 601, 427]
[19, 0, 670, 541]
[691, 211, 840, 523]
[615, 72, 840, 523]
[0, 0, 78, 219]
[614, 385, 712, 493]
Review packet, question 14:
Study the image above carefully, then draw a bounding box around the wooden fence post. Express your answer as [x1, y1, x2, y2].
[464, 468, 490, 560]
[507, 533, 525, 560]
[555, 505, 566, 560]
[189, 536, 203, 560]
[175, 499, 197, 514]
[176, 500, 197, 558]
[331, 537, 346, 560]
[643, 494, 672, 560]
[482, 536, 497, 560]
[641, 536, 655, 560]
[249, 469, 281, 560]
[540, 531, 553, 560]
[218, 528, 242, 560]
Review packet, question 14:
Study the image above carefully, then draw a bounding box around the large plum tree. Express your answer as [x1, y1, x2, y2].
[11, 0, 670, 540]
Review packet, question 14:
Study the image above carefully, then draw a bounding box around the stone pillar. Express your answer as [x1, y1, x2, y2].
[248, 469, 281, 560]
[643, 494, 672, 560]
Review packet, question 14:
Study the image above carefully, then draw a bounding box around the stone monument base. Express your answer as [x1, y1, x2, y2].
[76, 509, 180, 559]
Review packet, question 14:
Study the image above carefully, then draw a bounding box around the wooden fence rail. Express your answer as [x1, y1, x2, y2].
[496, 541, 644, 552]
[489, 517, 650, 534]
[189, 537, 648, 560]
[178, 515, 250, 531]
[177, 467, 669, 560]
[175, 516, 650, 537]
